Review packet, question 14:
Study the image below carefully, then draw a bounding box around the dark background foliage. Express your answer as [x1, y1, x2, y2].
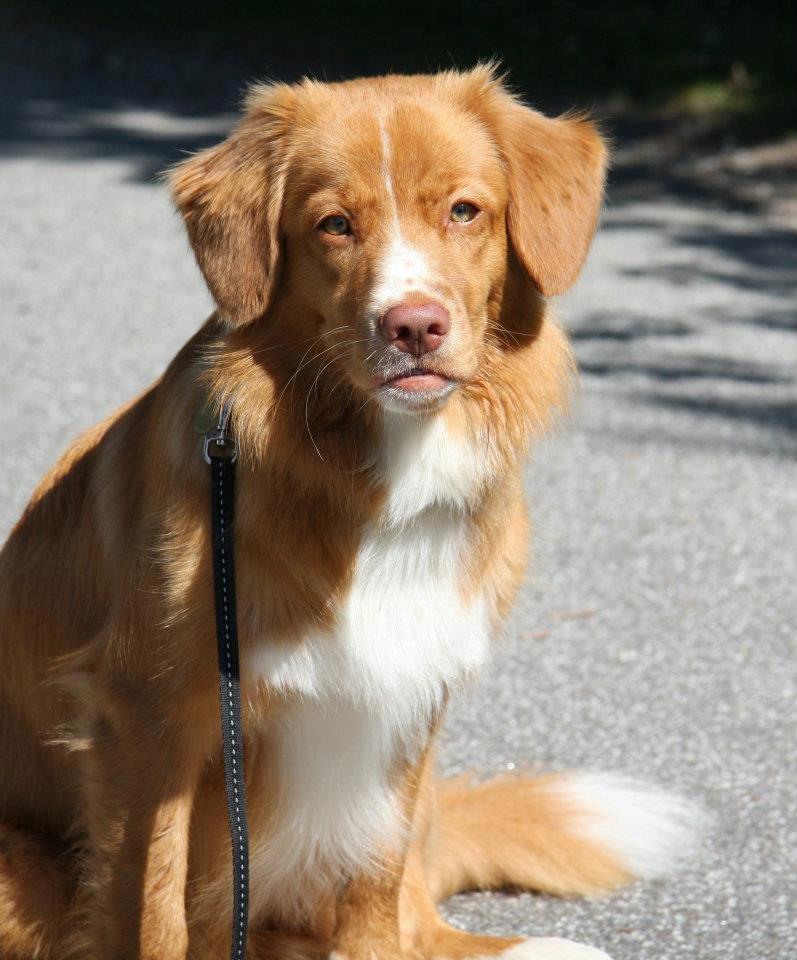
[5, 0, 795, 130]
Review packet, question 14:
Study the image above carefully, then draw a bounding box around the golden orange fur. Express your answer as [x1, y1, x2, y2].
[0, 66, 648, 960]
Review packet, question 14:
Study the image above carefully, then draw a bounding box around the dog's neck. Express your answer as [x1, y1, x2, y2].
[194, 302, 571, 526]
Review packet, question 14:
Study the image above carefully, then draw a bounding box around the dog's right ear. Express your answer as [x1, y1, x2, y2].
[169, 83, 295, 327]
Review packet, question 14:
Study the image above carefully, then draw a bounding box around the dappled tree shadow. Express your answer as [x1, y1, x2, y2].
[579, 356, 791, 386]
[618, 223, 797, 299]
[570, 311, 695, 341]
[640, 393, 797, 433]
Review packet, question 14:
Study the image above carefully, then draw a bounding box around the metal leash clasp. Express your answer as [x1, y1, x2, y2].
[203, 401, 238, 464]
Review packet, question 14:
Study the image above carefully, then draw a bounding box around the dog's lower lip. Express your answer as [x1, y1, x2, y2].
[381, 372, 451, 393]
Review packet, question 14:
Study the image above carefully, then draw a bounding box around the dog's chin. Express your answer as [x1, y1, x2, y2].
[374, 371, 458, 415]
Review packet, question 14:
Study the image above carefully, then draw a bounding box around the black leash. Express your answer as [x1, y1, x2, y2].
[205, 404, 249, 960]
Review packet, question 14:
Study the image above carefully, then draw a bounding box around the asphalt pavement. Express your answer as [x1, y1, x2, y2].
[1, 62, 795, 960]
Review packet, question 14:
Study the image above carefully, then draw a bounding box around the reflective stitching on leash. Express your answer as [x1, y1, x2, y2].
[207, 404, 246, 959]
[219, 463, 245, 958]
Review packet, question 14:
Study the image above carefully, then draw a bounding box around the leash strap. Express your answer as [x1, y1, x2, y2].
[207, 406, 249, 960]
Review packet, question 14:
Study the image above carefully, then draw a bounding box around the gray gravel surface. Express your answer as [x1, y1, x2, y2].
[1, 91, 795, 960]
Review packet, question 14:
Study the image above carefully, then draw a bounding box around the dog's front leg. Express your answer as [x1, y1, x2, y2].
[83, 689, 208, 960]
[330, 752, 429, 960]
[332, 856, 408, 960]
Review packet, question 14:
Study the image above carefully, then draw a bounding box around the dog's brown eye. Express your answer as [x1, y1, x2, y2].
[319, 215, 351, 236]
[450, 202, 478, 223]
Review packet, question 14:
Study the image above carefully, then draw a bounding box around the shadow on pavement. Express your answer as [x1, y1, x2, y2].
[579, 357, 792, 386]
[640, 393, 797, 434]
[619, 225, 797, 300]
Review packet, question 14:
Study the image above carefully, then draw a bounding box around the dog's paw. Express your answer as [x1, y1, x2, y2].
[497, 938, 613, 960]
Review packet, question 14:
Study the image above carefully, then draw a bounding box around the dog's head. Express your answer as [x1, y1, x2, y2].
[171, 66, 606, 416]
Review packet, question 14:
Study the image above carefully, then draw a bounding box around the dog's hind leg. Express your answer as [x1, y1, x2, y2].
[426, 772, 704, 901]
[0, 821, 77, 959]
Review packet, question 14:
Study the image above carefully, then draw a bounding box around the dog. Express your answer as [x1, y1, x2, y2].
[0, 66, 701, 960]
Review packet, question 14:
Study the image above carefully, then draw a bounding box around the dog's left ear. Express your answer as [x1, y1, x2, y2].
[169, 83, 295, 327]
[486, 89, 608, 297]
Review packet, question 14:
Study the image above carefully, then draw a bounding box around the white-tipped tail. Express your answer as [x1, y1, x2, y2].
[552, 772, 710, 879]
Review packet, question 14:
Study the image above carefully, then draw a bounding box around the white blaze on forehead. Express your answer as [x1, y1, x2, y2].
[370, 118, 435, 316]
[380, 120, 397, 211]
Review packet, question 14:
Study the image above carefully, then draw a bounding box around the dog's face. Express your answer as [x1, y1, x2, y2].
[280, 86, 509, 412]
[172, 67, 607, 415]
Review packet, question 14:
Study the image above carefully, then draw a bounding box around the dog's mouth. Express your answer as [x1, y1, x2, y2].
[372, 366, 457, 410]
[380, 369, 452, 393]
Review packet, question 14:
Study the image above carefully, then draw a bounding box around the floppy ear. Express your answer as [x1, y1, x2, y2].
[489, 91, 608, 297]
[169, 84, 294, 327]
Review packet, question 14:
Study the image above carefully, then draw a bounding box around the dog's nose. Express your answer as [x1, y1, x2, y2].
[379, 302, 450, 355]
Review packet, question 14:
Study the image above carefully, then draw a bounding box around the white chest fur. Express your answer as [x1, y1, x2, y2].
[246, 413, 493, 914]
